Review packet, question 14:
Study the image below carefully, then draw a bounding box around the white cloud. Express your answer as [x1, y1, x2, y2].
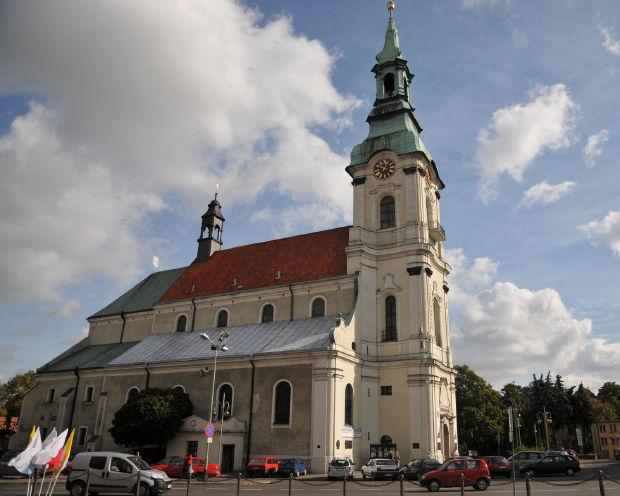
[460, 0, 502, 9]
[0, 0, 359, 306]
[475, 84, 577, 202]
[579, 210, 620, 256]
[448, 249, 620, 389]
[600, 25, 620, 55]
[518, 180, 576, 208]
[583, 129, 609, 167]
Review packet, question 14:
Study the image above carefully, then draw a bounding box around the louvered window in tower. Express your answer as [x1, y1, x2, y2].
[380, 196, 396, 229]
[384, 296, 397, 341]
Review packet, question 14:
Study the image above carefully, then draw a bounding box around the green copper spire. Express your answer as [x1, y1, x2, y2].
[348, 2, 439, 176]
[376, 11, 402, 64]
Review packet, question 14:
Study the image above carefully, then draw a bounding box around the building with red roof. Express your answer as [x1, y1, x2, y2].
[14, 5, 457, 475]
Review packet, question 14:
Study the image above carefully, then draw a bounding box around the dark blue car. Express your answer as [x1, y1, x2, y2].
[279, 458, 307, 477]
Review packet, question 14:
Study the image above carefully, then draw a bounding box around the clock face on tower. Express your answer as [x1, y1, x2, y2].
[373, 158, 396, 179]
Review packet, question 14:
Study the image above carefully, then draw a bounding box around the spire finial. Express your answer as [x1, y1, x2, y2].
[387, 1, 395, 18]
[214, 183, 220, 201]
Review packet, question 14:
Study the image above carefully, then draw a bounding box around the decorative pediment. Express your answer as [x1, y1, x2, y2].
[377, 274, 401, 293]
[369, 181, 401, 195]
[180, 414, 246, 434]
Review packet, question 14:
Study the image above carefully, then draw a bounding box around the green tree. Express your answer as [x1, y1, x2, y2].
[109, 388, 194, 450]
[0, 371, 35, 418]
[598, 382, 620, 418]
[455, 365, 505, 455]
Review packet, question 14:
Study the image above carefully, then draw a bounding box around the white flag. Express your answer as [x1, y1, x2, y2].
[31, 429, 68, 467]
[7, 428, 42, 475]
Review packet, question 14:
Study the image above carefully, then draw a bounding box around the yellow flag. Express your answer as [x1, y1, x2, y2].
[28, 425, 36, 443]
[56, 428, 75, 474]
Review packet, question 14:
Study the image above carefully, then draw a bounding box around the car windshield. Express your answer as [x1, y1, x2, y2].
[331, 459, 349, 467]
[408, 459, 422, 467]
[377, 460, 396, 466]
[127, 456, 151, 470]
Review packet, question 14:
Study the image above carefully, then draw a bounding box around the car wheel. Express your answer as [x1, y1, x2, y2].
[526, 470, 534, 479]
[294, 469, 300, 478]
[428, 480, 440, 492]
[69, 482, 86, 496]
[362, 472, 367, 480]
[133, 482, 149, 496]
[371, 472, 376, 481]
[566, 468, 575, 476]
[475, 478, 488, 491]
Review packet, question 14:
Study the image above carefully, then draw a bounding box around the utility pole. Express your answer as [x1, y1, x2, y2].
[507, 407, 516, 496]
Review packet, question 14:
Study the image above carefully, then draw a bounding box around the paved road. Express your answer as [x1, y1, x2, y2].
[1, 477, 620, 495]
[2, 461, 619, 496]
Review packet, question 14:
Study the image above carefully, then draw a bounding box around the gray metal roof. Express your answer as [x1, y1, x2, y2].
[38, 342, 139, 373]
[110, 316, 339, 366]
[90, 267, 187, 318]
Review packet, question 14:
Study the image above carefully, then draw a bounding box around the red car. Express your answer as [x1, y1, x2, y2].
[482, 456, 511, 478]
[246, 456, 279, 477]
[419, 458, 491, 492]
[151, 457, 221, 479]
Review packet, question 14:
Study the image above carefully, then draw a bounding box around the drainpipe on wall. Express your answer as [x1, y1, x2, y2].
[245, 356, 256, 465]
[190, 298, 196, 331]
[144, 363, 150, 389]
[119, 311, 126, 343]
[68, 367, 80, 428]
[288, 284, 294, 321]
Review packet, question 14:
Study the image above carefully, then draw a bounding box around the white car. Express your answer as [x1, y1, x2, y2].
[361, 458, 399, 480]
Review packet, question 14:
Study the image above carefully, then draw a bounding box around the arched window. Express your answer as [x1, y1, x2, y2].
[344, 384, 353, 426]
[176, 314, 187, 333]
[261, 304, 274, 323]
[126, 387, 140, 403]
[434, 299, 443, 347]
[172, 385, 185, 393]
[311, 297, 325, 318]
[385, 296, 397, 341]
[383, 73, 395, 96]
[214, 225, 220, 241]
[380, 196, 396, 229]
[217, 383, 233, 420]
[273, 381, 292, 426]
[217, 309, 228, 328]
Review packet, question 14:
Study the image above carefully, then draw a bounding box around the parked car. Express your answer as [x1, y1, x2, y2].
[151, 457, 221, 479]
[507, 451, 545, 473]
[278, 458, 307, 477]
[521, 454, 580, 477]
[615, 448, 620, 461]
[400, 459, 441, 481]
[66, 451, 173, 496]
[419, 458, 491, 492]
[482, 456, 510, 478]
[246, 456, 279, 477]
[327, 458, 356, 480]
[361, 458, 399, 480]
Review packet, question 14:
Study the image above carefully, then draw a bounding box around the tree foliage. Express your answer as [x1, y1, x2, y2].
[455, 365, 505, 455]
[0, 371, 35, 418]
[598, 382, 620, 418]
[109, 388, 194, 450]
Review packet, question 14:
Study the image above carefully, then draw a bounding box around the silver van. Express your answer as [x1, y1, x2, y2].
[66, 451, 172, 496]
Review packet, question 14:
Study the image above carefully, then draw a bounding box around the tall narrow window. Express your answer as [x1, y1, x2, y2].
[434, 299, 443, 347]
[380, 196, 396, 229]
[311, 297, 325, 318]
[176, 315, 187, 333]
[126, 387, 140, 403]
[218, 383, 233, 420]
[383, 73, 395, 96]
[345, 384, 353, 426]
[273, 381, 292, 425]
[217, 309, 228, 328]
[385, 296, 397, 341]
[261, 304, 274, 323]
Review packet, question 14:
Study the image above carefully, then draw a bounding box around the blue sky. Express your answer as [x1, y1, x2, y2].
[1, 0, 619, 388]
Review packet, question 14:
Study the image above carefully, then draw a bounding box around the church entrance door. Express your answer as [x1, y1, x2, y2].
[221, 445, 235, 473]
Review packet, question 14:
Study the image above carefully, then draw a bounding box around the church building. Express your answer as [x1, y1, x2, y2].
[12, 4, 458, 473]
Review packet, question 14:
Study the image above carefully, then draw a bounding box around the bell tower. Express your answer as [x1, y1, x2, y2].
[346, 1, 458, 464]
[195, 193, 224, 263]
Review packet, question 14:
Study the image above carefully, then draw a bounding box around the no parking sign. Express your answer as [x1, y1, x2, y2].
[204, 422, 215, 438]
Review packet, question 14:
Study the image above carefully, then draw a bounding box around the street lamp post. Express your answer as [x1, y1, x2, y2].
[214, 393, 231, 470]
[200, 330, 230, 482]
[536, 407, 553, 451]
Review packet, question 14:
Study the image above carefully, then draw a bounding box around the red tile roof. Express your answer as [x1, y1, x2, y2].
[158, 226, 350, 303]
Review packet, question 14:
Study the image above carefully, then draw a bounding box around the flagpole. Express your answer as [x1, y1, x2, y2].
[26, 474, 32, 496]
[37, 465, 47, 496]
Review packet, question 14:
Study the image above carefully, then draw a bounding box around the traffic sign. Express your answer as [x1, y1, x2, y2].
[205, 423, 215, 437]
[207, 437, 213, 444]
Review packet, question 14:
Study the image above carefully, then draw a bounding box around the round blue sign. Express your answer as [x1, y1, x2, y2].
[205, 423, 215, 437]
